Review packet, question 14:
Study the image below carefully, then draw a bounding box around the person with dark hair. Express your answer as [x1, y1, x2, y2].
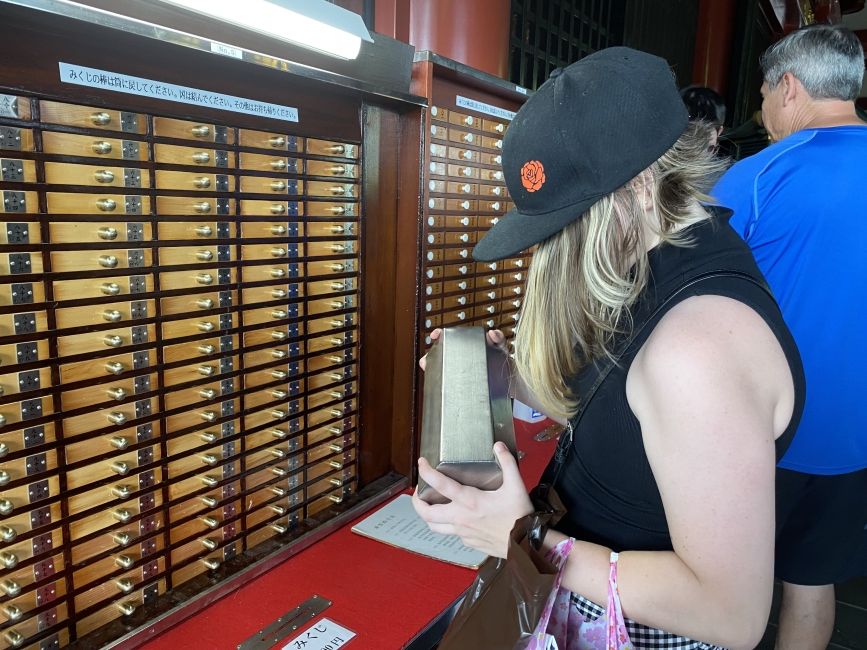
[680, 85, 727, 149]
[713, 23, 867, 650]
[414, 47, 805, 649]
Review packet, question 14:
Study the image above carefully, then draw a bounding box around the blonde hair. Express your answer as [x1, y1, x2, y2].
[513, 123, 728, 419]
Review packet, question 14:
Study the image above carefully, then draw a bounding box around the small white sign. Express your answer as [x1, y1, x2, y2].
[515, 85, 528, 95]
[59, 62, 299, 123]
[210, 41, 243, 60]
[282, 618, 356, 650]
[456, 95, 516, 121]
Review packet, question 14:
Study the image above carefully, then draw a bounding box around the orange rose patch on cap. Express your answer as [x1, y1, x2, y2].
[520, 160, 546, 192]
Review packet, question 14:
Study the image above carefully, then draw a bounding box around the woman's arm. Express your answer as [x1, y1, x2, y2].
[541, 295, 794, 649]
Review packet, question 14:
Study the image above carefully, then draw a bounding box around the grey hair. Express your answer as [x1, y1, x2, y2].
[760, 24, 865, 101]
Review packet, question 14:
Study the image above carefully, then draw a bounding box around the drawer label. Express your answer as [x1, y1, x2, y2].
[60, 62, 299, 122]
[456, 95, 515, 121]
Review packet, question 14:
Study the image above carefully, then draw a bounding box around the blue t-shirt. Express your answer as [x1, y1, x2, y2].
[713, 126, 867, 474]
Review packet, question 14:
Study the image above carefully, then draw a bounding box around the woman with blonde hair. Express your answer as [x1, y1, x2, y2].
[413, 48, 805, 649]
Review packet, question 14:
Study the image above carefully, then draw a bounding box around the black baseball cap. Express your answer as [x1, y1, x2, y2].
[472, 47, 688, 262]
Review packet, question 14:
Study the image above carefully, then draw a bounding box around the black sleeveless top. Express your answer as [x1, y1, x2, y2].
[544, 210, 806, 552]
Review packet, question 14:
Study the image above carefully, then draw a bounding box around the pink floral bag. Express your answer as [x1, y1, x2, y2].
[525, 538, 632, 650]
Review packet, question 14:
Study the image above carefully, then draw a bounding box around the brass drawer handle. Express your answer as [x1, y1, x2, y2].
[191, 125, 211, 138]
[271, 309, 287, 319]
[330, 185, 347, 195]
[329, 206, 346, 216]
[271, 428, 288, 439]
[110, 435, 129, 449]
[270, 247, 287, 257]
[0, 415, 6, 427]
[200, 515, 220, 528]
[194, 201, 212, 214]
[330, 263, 345, 272]
[271, 370, 288, 380]
[202, 558, 221, 570]
[270, 203, 286, 215]
[491, 186, 502, 196]
[198, 344, 216, 355]
[112, 508, 132, 523]
[117, 601, 138, 617]
[326, 144, 346, 154]
[0, 526, 16, 542]
[462, 167, 473, 176]
[111, 484, 132, 499]
[463, 116, 474, 126]
[1, 579, 21, 597]
[114, 554, 134, 569]
[0, 499, 13, 516]
[200, 410, 217, 423]
[271, 522, 288, 534]
[270, 448, 286, 459]
[270, 504, 286, 515]
[3, 603, 22, 622]
[270, 272, 286, 282]
[196, 273, 214, 285]
[270, 180, 287, 192]
[271, 466, 287, 477]
[107, 387, 127, 401]
[271, 409, 287, 419]
[270, 485, 286, 496]
[192, 151, 211, 164]
[329, 477, 343, 487]
[199, 431, 217, 443]
[200, 495, 218, 508]
[99, 255, 119, 268]
[201, 475, 219, 487]
[195, 225, 213, 237]
[196, 298, 214, 309]
[495, 123, 505, 133]
[101, 282, 121, 296]
[91, 111, 112, 126]
[330, 244, 346, 253]
[105, 361, 126, 375]
[201, 537, 219, 551]
[104, 334, 124, 347]
[328, 165, 347, 175]
[110, 460, 130, 475]
[194, 176, 211, 189]
[491, 201, 501, 210]
[271, 350, 287, 360]
[271, 224, 287, 236]
[115, 578, 135, 593]
[200, 454, 219, 467]
[92, 140, 113, 154]
[460, 184, 471, 193]
[108, 411, 127, 425]
[94, 169, 115, 183]
[98, 226, 119, 240]
[495, 139, 504, 149]
[329, 494, 344, 504]
[4, 628, 24, 647]
[271, 330, 288, 340]
[490, 170, 503, 180]
[103, 309, 123, 322]
[197, 321, 215, 333]
[198, 365, 216, 376]
[0, 550, 17, 569]
[0, 470, 9, 487]
[199, 388, 216, 400]
[270, 159, 287, 170]
[112, 531, 132, 546]
[329, 408, 345, 418]
[270, 388, 288, 399]
[269, 135, 286, 147]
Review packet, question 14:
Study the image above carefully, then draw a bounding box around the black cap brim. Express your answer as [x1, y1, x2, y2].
[472, 196, 599, 262]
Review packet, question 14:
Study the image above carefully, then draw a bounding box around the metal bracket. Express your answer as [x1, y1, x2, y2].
[237, 595, 332, 650]
[1, 159, 23, 181]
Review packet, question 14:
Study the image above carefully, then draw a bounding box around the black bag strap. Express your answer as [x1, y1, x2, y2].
[540, 269, 773, 489]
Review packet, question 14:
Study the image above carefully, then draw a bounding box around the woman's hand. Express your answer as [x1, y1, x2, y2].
[411, 442, 533, 558]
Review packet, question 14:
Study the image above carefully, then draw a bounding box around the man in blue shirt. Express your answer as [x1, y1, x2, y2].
[713, 24, 866, 650]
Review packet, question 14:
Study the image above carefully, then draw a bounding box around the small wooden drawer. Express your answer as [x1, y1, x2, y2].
[162, 333, 238, 364]
[0, 189, 37, 214]
[306, 258, 357, 276]
[237, 152, 301, 174]
[239, 283, 303, 308]
[0, 221, 40, 247]
[238, 129, 303, 152]
[306, 312, 355, 337]
[159, 244, 237, 266]
[55, 299, 156, 329]
[447, 146, 479, 163]
[52, 274, 155, 302]
[447, 128, 477, 146]
[154, 170, 235, 192]
[162, 357, 238, 387]
[307, 398, 356, 429]
[159, 267, 237, 291]
[241, 342, 303, 370]
[72, 560, 164, 621]
[243, 398, 302, 431]
[480, 151, 504, 167]
[165, 461, 241, 501]
[154, 117, 235, 144]
[482, 118, 508, 134]
[440, 262, 473, 279]
[479, 183, 508, 198]
[165, 403, 239, 434]
[429, 105, 449, 122]
[0, 425, 55, 465]
[308, 416, 355, 444]
[502, 296, 523, 312]
[428, 161, 447, 176]
[60, 372, 157, 411]
[480, 134, 505, 151]
[241, 322, 303, 348]
[61, 400, 157, 441]
[307, 276, 358, 297]
[441, 308, 473, 325]
[160, 313, 238, 341]
[65, 483, 163, 537]
[242, 302, 303, 328]
[306, 160, 358, 179]
[480, 167, 505, 182]
[306, 239, 358, 258]
[42, 131, 148, 161]
[164, 425, 240, 460]
[155, 196, 235, 216]
[307, 329, 355, 355]
[502, 256, 529, 270]
[447, 163, 479, 179]
[306, 347, 357, 376]
[306, 201, 358, 218]
[424, 281, 442, 297]
[307, 293, 357, 316]
[157, 220, 234, 241]
[59, 348, 155, 385]
[243, 362, 303, 389]
[238, 264, 301, 287]
[307, 382, 356, 411]
[475, 287, 503, 304]
[479, 199, 505, 212]
[163, 378, 236, 412]
[504, 282, 524, 297]
[0, 250, 42, 276]
[244, 381, 304, 410]
[474, 302, 500, 319]
[307, 138, 358, 159]
[0, 477, 61, 522]
[245, 424, 303, 456]
[0, 157, 37, 183]
[503, 269, 526, 283]
[444, 231, 477, 245]
[49, 248, 153, 274]
[49, 221, 152, 244]
[307, 367, 356, 393]
[445, 180, 477, 195]
[0, 366, 51, 400]
[56, 324, 157, 356]
[0, 506, 62, 546]
[40, 101, 145, 133]
[160, 290, 237, 316]
[305, 220, 357, 237]
[0, 339, 50, 370]
[442, 293, 473, 311]
[429, 143, 447, 159]
[427, 178, 447, 194]
[429, 123, 448, 140]
[448, 111, 478, 128]
[239, 220, 301, 239]
[66, 445, 160, 490]
[45, 192, 148, 216]
[74, 578, 166, 639]
[240, 242, 302, 262]
[239, 199, 302, 218]
[44, 161, 149, 188]
[306, 181, 358, 198]
[238, 175, 302, 195]
[154, 143, 233, 168]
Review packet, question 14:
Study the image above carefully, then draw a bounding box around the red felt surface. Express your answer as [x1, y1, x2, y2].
[143, 419, 557, 650]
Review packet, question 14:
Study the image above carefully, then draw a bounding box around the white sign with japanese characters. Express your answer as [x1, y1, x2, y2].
[58, 62, 299, 122]
[282, 618, 356, 650]
[456, 94, 516, 121]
